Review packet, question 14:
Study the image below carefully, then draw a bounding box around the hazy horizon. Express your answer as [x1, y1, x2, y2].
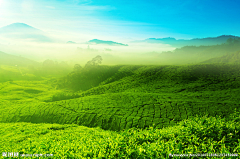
[0, 0, 240, 65]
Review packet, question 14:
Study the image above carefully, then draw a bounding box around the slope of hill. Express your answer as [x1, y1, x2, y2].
[0, 23, 53, 42]
[0, 51, 39, 67]
[1, 64, 240, 132]
[202, 51, 240, 64]
[1, 63, 240, 158]
[0, 23, 41, 33]
[139, 35, 240, 48]
[0, 51, 72, 82]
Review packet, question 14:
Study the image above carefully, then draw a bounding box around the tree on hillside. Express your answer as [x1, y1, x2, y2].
[226, 38, 240, 45]
[85, 55, 103, 68]
[73, 64, 82, 72]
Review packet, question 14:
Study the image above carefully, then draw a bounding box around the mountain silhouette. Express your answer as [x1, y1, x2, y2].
[136, 35, 240, 48]
[88, 39, 128, 46]
[67, 41, 77, 44]
[156, 37, 240, 64]
[0, 23, 53, 42]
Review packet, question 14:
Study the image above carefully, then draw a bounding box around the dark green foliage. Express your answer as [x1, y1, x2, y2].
[84, 55, 103, 68]
[226, 37, 240, 46]
[73, 64, 82, 72]
[57, 65, 138, 91]
[57, 63, 240, 95]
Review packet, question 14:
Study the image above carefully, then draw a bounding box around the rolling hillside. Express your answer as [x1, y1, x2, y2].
[0, 63, 240, 158]
[1, 64, 240, 132]
[202, 51, 240, 64]
[0, 51, 42, 82]
[0, 51, 39, 67]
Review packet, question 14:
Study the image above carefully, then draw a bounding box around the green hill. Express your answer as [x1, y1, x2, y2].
[0, 52, 41, 82]
[1, 64, 240, 132]
[0, 51, 39, 67]
[202, 51, 240, 64]
[1, 63, 240, 158]
[0, 52, 72, 82]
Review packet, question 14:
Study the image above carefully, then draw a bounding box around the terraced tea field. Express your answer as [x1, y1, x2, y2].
[1, 64, 240, 131]
[1, 63, 240, 158]
[1, 92, 239, 132]
[1, 113, 240, 158]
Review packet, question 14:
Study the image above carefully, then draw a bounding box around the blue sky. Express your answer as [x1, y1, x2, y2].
[0, 0, 240, 41]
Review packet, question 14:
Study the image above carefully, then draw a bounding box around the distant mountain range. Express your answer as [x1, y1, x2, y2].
[155, 37, 240, 64]
[0, 23, 53, 42]
[135, 35, 240, 48]
[88, 39, 128, 46]
[67, 41, 77, 44]
[1, 23, 238, 49]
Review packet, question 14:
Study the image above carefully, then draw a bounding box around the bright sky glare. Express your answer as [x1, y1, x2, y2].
[0, 0, 240, 41]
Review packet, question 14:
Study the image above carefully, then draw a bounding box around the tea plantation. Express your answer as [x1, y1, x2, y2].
[0, 63, 240, 158]
[1, 114, 240, 158]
